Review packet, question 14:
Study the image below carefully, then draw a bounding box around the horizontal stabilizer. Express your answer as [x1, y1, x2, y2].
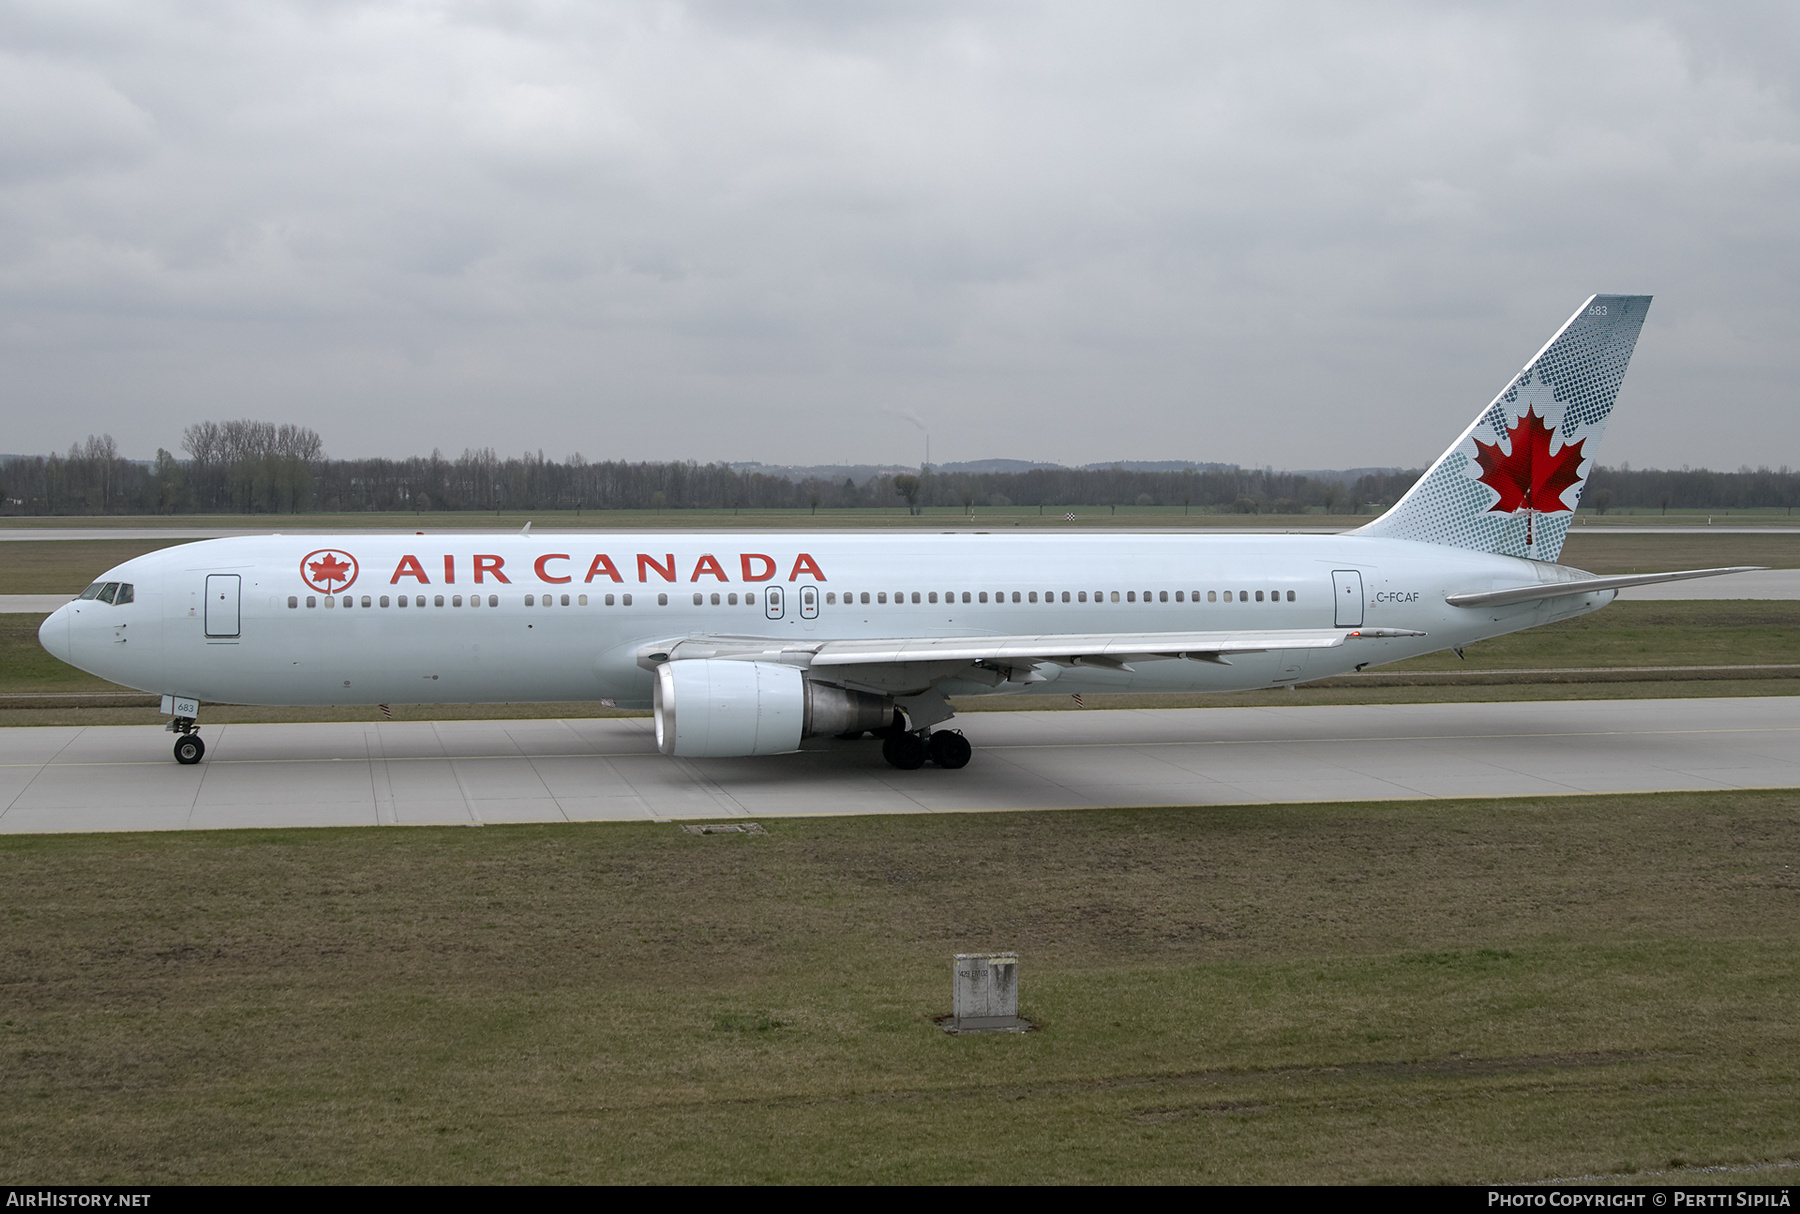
[1444, 567, 1763, 609]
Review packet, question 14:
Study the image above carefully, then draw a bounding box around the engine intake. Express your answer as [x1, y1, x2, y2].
[653, 659, 894, 757]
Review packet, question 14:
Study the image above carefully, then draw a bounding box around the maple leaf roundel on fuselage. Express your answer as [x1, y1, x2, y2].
[301, 549, 359, 594]
[1471, 407, 1587, 516]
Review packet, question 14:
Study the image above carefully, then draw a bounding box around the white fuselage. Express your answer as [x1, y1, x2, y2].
[39, 530, 1613, 708]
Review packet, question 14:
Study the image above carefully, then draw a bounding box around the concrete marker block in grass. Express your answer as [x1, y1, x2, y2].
[948, 953, 1029, 1033]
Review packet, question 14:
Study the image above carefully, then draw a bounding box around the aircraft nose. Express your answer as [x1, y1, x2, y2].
[38, 604, 72, 665]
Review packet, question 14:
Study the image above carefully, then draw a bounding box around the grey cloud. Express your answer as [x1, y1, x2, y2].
[1, 1, 1796, 472]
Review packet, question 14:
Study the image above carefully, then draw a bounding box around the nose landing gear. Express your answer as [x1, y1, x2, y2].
[166, 714, 205, 765]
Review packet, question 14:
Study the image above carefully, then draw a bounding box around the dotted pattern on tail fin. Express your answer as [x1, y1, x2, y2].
[1358, 295, 1651, 563]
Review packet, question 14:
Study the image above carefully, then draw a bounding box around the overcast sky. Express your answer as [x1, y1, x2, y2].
[3, 1, 1796, 471]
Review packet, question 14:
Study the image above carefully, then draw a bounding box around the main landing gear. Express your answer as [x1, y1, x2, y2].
[881, 729, 972, 771]
[167, 716, 205, 765]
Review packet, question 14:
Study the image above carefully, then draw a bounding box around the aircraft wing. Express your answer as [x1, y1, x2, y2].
[1445, 566, 1763, 609]
[638, 626, 1425, 675]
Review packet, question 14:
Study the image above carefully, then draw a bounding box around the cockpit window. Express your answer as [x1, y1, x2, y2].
[114, 583, 134, 605]
[79, 583, 104, 600]
[98, 582, 120, 604]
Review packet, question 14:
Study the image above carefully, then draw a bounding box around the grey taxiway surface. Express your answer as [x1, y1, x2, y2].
[3, 696, 1796, 834]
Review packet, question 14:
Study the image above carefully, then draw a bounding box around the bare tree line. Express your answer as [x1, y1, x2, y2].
[2, 422, 1796, 516]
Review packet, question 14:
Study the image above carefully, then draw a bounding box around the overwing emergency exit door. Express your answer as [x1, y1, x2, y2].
[764, 586, 785, 619]
[205, 574, 241, 638]
[798, 585, 819, 619]
[1332, 570, 1364, 628]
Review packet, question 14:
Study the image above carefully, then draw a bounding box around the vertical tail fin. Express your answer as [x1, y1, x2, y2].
[1358, 294, 1652, 562]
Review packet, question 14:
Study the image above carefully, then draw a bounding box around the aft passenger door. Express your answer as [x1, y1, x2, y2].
[205, 574, 241, 638]
[1332, 570, 1364, 628]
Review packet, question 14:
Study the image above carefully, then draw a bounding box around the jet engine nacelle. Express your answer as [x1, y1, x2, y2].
[653, 659, 895, 757]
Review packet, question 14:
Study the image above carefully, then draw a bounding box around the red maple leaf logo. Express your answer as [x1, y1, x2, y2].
[1473, 407, 1587, 528]
[310, 554, 351, 584]
[301, 549, 358, 593]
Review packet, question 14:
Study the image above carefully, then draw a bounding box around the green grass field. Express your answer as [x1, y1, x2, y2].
[3, 790, 1797, 1183]
[0, 503, 1794, 536]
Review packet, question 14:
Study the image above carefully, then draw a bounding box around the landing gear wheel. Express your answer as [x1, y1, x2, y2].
[173, 734, 205, 765]
[926, 730, 972, 769]
[881, 732, 926, 770]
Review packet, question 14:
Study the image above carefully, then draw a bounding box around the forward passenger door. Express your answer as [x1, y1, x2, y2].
[205, 574, 241, 639]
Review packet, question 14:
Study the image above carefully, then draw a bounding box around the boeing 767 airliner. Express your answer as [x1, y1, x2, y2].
[38, 295, 1753, 769]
